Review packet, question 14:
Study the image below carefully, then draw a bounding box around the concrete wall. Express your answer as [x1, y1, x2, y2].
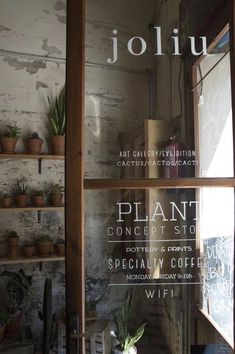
[0, 0, 66, 348]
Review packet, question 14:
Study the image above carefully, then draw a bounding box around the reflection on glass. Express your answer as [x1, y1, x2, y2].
[85, 188, 234, 352]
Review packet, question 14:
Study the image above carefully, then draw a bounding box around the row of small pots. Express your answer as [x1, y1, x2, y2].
[0, 134, 64, 156]
[1, 193, 63, 208]
[7, 233, 65, 258]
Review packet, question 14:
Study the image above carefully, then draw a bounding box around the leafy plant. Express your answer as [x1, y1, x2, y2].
[47, 86, 65, 136]
[0, 270, 33, 315]
[4, 125, 21, 139]
[3, 194, 11, 199]
[34, 190, 44, 197]
[29, 132, 42, 140]
[14, 181, 28, 195]
[0, 310, 10, 326]
[38, 235, 53, 242]
[114, 291, 146, 352]
[8, 231, 19, 239]
[49, 183, 64, 195]
[56, 238, 65, 245]
[24, 241, 34, 247]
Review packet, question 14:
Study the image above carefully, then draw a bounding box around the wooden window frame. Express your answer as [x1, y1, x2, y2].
[66, 0, 235, 353]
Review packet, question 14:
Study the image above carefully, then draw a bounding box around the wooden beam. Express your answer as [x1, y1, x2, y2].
[84, 178, 235, 190]
[66, 0, 85, 353]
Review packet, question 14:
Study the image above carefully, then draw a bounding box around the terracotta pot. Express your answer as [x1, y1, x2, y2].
[56, 244, 65, 256]
[8, 246, 19, 259]
[0, 325, 6, 342]
[5, 310, 22, 337]
[2, 197, 12, 208]
[50, 135, 65, 155]
[15, 194, 27, 207]
[37, 241, 53, 256]
[0, 137, 17, 153]
[8, 237, 19, 247]
[23, 246, 35, 258]
[51, 193, 63, 207]
[27, 138, 43, 154]
[33, 195, 44, 207]
[114, 346, 137, 354]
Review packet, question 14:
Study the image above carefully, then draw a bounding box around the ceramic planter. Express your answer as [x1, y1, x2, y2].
[27, 138, 43, 154]
[2, 197, 12, 208]
[8, 236, 19, 247]
[33, 195, 44, 207]
[51, 193, 63, 206]
[8, 246, 20, 259]
[56, 244, 65, 256]
[15, 194, 27, 207]
[50, 135, 65, 155]
[0, 325, 6, 342]
[5, 310, 22, 337]
[0, 137, 17, 153]
[23, 246, 35, 258]
[37, 241, 53, 256]
[114, 346, 137, 354]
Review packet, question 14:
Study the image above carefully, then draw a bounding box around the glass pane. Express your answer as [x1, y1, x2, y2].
[85, 188, 234, 352]
[85, 1, 233, 179]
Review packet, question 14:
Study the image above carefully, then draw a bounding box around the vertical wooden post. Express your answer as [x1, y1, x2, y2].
[66, 0, 85, 353]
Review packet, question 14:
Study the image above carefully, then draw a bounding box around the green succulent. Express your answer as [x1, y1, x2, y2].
[14, 181, 28, 195]
[4, 124, 21, 139]
[114, 291, 146, 352]
[38, 235, 53, 242]
[49, 184, 64, 195]
[47, 86, 65, 136]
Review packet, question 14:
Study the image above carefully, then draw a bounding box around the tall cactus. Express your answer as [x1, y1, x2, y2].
[39, 278, 58, 354]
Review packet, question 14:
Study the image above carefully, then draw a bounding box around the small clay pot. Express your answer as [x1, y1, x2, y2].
[2, 197, 12, 208]
[33, 195, 44, 207]
[27, 138, 43, 154]
[51, 193, 63, 207]
[5, 310, 22, 337]
[0, 137, 17, 153]
[0, 325, 6, 343]
[15, 194, 27, 208]
[56, 244, 65, 256]
[8, 236, 19, 247]
[8, 246, 19, 259]
[37, 241, 53, 256]
[50, 135, 65, 155]
[23, 246, 35, 258]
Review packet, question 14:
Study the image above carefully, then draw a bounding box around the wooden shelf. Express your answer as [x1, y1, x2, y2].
[0, 206, 64, 212]
[0, 255, 65, 265]
[0, 153, 64, 160]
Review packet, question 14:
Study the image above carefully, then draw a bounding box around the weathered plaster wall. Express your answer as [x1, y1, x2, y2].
[0, 0, 66, 348]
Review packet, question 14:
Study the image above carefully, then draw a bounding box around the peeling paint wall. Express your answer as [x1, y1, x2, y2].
[0, 0, 66, 349]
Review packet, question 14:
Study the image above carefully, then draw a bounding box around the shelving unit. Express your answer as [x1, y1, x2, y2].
[0, 255, 65, 265]
[0, 206, 64, 212]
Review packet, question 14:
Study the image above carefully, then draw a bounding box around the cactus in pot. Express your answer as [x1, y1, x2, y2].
[27, 132, 44, 154]
[39, 278, 58, 354]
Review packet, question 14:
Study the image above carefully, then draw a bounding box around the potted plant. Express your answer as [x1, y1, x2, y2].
[0, 124, 21, 153]
[14, 181, 28, 207]
[33, 190, 45, 207]
[113, 291, 146, 354]
[49, 184, 64, 206]
[0, 270, 33, 337]
[2, 194, 13, 208]
[0, 310, 10, 342]
[7, 231, 19, 248]
[37, 235, 53, 256]
[23, 241, 35, 258]
[7, 231, 20, 259]
[55, 238, 65, 256]
[27, 132, 44, 154]
[47, 86, 65, 155]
